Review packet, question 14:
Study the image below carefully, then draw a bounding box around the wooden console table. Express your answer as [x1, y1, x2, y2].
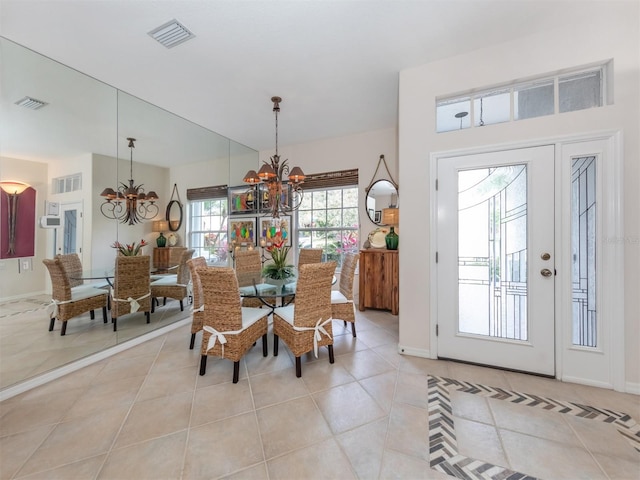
[358, 249, 399, 315]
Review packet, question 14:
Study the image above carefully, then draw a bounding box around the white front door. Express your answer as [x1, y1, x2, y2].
[56, 202, 83, 258]
[436, 145, 556, 375]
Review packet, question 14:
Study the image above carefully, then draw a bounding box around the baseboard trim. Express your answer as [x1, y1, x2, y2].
[0, 318, 191, 402]
[561, 374, 614, 391]
[625, 381, 640, 396]
[397, 344, 431, 358]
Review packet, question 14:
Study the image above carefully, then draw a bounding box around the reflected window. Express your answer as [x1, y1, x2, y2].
[188, 198, 229, 265]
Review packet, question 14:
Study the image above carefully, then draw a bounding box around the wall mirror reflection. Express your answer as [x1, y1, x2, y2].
[366, 179, 398, 225]
[0, 37, 256, 392]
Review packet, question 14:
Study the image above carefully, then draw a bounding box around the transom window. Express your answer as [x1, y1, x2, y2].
[436, 64, 608, 133]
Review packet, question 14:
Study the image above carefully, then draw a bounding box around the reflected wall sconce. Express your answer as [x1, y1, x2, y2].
[0, 181, 31, 256]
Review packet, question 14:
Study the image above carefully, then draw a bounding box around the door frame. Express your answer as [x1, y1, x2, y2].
[56, 201, 84, 260]
[429, 131, 624, 391]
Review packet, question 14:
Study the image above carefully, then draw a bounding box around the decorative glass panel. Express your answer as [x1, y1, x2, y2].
[63, 210, 77, 255]
[514, 80, 554, 120]
[560, 70, 602, 113]
[458, 165, 528, 340]
[572, 156, 597, 347]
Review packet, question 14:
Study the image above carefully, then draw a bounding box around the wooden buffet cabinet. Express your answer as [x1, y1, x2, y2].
[358, 249, 399, 315]
[153, 246, 186, 271]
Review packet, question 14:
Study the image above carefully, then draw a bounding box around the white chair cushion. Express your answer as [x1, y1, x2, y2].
[331, 291, 349, 304]
[70, 285, 107, 301]
[240, 307, 269, 328]
[272, 305, 295, 325]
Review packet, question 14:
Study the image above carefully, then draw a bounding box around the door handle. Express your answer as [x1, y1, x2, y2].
[540, 268, 553, 277]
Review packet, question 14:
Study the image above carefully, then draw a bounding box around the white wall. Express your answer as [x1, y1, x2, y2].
[0, 157, 48, 299]
[398, 3, 639, 387]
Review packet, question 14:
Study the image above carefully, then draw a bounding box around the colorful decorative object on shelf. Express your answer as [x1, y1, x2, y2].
[152, 220, 169, 247]
[111, 239, 147, 256]
[382, 208, 399, 250]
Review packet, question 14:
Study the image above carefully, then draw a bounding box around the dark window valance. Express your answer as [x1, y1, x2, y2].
[186, 185, 228, 201]
[302, 168, 359, 190]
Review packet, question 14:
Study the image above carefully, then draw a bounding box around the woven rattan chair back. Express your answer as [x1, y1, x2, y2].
[169, 246, 188, 266]
[56, 253, 84, 288]
[186, 256, 208, 349]
[234, 249, 262, 287]
[43, 258, 72, 301]
[292, 261, 336, 328]
[112, 255, 151, 321]
[176, 249, 196, 285]
[198, 267, 244, 332]
[338, 252, 359, 300]
[297, 248, 323, 268]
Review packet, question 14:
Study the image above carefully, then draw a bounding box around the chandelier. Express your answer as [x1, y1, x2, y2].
[243, 96, 305, 218]
[99, 137, 159, 225]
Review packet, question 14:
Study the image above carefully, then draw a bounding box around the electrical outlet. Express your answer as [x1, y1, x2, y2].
[20, 258, 32, 272]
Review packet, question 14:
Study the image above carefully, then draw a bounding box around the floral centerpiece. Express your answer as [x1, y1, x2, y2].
[111, 239, 147, 256]
[262, 233, 295, 280]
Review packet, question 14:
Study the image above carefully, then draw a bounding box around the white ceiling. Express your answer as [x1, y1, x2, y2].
[0, 0, 600, 153]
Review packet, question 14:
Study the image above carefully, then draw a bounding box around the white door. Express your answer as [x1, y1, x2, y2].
[436, 145, 556, 375]
[56, 202, 83, 258]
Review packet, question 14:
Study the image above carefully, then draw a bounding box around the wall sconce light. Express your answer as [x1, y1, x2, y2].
[0, 181, 31, 256]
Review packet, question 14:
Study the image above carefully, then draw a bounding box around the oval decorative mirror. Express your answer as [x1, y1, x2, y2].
[366, 179, 398, 224]
[365, 155, 398, 225]
[166, 184, 183, 231]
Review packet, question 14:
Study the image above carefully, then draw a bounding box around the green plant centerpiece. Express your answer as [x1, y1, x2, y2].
[111, 239, 147, 256]
[262, 234, 295, 281]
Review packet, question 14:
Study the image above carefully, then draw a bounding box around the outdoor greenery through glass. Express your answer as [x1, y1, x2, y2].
[188, 198, 229, 265]
[297, 186, 359, 269]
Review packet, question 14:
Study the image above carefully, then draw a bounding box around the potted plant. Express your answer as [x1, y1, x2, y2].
[262, 233, 295, 288]
[111, 239, 147, 256]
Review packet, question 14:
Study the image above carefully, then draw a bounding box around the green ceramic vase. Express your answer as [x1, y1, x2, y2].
[385, 226, 399, 250]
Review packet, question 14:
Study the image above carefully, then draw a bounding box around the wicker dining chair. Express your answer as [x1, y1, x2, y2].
[111, 255, 152, 332]
[331, 252, 360, 337]
[150, 248, 195, 311]
[55, 253, 84, 288]
[197, 266, 269, 383]
[234, 249, 267, 308]
[186, 256, 208, 349]
[273, 261, 337, 377]
[43, 258, 108, 336]
[297, 248, 323, 267]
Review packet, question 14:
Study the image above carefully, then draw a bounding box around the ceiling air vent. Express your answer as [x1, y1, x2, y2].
[148, 19, 195, 49]
[15, 96, 47, 110]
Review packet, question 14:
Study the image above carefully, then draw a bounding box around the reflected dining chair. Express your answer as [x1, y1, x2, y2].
[150, 248, 195, 311]
[197, 267, 269, 383]
[234, 249, 267, 308]
[297, 248, 323, 267]
[43, 257, 108, 335]
[186, 256, 207, 349]
[55, 253, 84, 288]
[331, 252, 360, 337]
[111, 255, 152, 332]
[273, 261, 337, 377]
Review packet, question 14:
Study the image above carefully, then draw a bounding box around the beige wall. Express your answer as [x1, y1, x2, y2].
[398, 3, 639, 389]
[0, 157, 48, 299]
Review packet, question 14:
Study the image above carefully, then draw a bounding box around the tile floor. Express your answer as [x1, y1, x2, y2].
[1, 303, 639, 479]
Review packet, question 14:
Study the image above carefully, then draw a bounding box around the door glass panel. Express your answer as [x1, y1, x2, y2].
[458, 165, 528, 340]
[63, 210, 77, 254]
[571, 156, 597, 347]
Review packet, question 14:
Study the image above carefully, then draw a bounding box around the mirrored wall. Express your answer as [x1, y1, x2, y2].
[0, 36, 257, 390]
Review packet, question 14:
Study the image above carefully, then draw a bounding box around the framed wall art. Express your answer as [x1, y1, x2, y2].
[229, 218, 256, 246]
[259, 215, 291, 247]
[229, 185, 257, 215]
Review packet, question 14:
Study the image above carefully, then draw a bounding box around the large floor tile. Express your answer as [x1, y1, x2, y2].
[190, 379, 254, 427]
[335, 417, 388, 479]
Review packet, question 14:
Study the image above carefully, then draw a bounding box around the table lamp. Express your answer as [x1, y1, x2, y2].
[381, 208, 399, 250]
[152, 220, 169, 247]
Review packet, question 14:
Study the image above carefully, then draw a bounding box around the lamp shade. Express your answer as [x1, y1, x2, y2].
[382, 207, 399, 226]
[152, 220, 169, 232]
[0, 181, 30, 195]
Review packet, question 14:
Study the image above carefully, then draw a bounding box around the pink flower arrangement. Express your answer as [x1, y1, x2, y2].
[111, 239, 147, 256]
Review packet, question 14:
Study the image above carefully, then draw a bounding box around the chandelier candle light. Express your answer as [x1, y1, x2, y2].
[243, 96, 305, 218]
[100, 137, 159, 225]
